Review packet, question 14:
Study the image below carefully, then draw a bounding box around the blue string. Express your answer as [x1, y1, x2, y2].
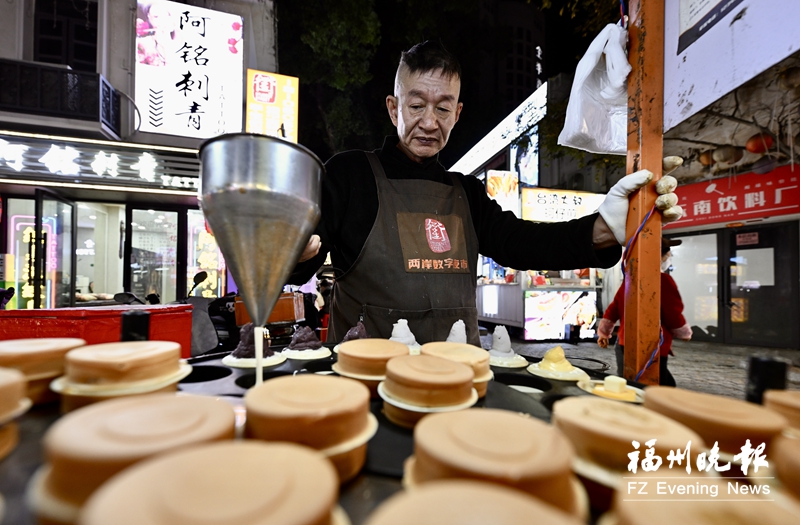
[635, 329, 663, 381]
[621, 205, 656, 275]
[619, 202, 662, 381]
[619, 0, 626, 27]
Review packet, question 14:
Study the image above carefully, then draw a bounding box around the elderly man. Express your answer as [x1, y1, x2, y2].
[290, 40, 680, 345]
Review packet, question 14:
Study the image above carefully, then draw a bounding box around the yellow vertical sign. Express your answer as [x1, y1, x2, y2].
[245, 69, 299, 143]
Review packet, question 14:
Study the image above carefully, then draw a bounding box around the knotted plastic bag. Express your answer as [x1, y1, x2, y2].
[558, 23, 631, 155]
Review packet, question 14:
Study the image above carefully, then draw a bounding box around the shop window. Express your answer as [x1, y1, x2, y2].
[4, 199, 36, 310]
[75, 203, 125, 298]
[131, 209, 178, 303]
[187, 209, 227, 298]
[34, 0, 98, 73]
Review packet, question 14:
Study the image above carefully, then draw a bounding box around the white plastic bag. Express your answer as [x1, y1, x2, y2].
[558, 23, 631, 155]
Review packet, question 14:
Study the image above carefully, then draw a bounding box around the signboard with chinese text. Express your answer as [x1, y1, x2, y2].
[0, 134, 199, 192]
[664, 165, 800, 230]
[521, 188, 606, 223]
[135, 0, 243, 138]
[486, 170, 519, 217]
[245, 70, 299, 143]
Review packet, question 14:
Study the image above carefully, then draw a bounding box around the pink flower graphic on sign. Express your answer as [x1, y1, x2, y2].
[425, 218, 451, 253]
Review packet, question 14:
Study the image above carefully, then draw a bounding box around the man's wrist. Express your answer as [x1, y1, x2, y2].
[592, 216, 619, 249]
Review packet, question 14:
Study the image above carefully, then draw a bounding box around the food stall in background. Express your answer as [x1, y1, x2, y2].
[520, 189, 606, 342]
[477, 187, 606, 341]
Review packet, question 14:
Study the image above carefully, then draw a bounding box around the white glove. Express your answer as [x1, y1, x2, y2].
[598, 157, 685, 245]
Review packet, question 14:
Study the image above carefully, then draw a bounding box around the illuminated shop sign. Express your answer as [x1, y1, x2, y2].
[521, 188, 606, 223]
[0, 134, 199, 191]
[135, 0, 244, 138]
[246, 70, 299, 143]
[450, 83, 547, 175]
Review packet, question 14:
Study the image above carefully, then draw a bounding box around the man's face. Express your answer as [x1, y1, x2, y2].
[386, 67, 463, 163]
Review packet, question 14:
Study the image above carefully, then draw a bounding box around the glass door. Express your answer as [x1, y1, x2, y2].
[124, 207, 185, 304]
[34, 189, 76, 308]
[724, 222, 799, 348]
[668, 232, 720, 342]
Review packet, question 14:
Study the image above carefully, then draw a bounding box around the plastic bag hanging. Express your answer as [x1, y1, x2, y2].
[558, 23, 631, 155]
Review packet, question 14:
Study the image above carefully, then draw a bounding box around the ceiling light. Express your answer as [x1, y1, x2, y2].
[155, 219, 162, 223]
[89, 215, 96, 220]
[138, 226, 146, 230]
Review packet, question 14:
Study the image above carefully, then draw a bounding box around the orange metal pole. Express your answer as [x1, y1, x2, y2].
[623, 0, 664, 385]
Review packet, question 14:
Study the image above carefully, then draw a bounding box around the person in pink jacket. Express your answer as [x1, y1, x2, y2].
[597, 238, 692, 386]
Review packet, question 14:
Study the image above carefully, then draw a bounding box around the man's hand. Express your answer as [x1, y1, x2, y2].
[299, 234, 321, 263]
[597, 318, 614, 348]
[596, 157, 685, 246]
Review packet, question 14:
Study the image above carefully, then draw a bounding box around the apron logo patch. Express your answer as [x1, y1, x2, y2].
[425, 218, 451, 253]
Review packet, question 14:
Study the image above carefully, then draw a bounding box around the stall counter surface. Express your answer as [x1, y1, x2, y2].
[0, 349, 619, 525]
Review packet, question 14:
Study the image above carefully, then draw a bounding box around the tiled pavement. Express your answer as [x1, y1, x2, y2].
[480, 334, 800, 400]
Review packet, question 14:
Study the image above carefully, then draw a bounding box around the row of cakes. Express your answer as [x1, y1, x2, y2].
[0, 338, 191, 414]
[20, 376, 800, 525]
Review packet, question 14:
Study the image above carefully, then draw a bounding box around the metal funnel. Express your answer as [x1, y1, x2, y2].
[199, 134, 323, 327]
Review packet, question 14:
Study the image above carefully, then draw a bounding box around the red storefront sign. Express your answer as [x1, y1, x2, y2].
[665, 165, 800, 230]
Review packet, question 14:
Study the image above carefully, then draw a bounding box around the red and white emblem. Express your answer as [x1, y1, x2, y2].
[425, 218, 451, 253]
[252, 73, 277, 103]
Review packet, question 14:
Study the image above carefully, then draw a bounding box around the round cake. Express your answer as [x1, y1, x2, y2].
[409, 409, 578, 515]
[0, 338, 85, 379]
[363, 479, 583, 525]
[419, 342, 491, 397]
[245, 374, 373, 482]
[0, 338, 87, 405]
[40, 393, 235, 508]
[336, 339, 410, 377]
[772, 435, 800, 500]
[644, 386, 788, 453]
[79, 441, 340, 525]
[64, 341, 182, 385]
[0, 367, 27, 419]
[764, 390, 800, 431]
[383, 355, 474, 408]
[613, 477, 800, 525]
[552, 396, 705, 472]
[381, 355, 476, 429]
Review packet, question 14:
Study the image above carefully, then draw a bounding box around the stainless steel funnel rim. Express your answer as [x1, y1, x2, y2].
[198, 133, 325, 171]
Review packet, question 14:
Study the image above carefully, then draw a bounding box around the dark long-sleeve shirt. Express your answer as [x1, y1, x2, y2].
[290, 136, 621, 284]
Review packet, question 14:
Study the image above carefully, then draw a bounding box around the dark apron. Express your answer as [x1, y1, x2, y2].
[328, 152, 480, 346]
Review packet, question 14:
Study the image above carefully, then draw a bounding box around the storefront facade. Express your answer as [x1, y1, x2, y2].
[0, 130, 227, 309]
[664, 165, 800, 349]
